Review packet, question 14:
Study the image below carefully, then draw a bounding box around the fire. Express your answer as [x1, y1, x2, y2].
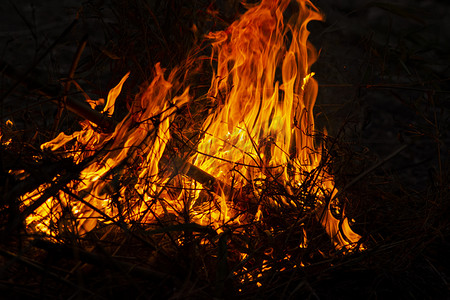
[21, 0, 361, 253]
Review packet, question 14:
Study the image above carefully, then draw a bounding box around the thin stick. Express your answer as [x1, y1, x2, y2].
[0, 60, 116, 132]
[0, 19, 78, 103]
[33, 239, 174, 281]
[0, 247, 101, 298]
[338, 144, 408, 196]
[52, 34, 89, 135]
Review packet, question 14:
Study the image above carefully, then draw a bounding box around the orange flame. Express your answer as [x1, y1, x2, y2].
[22, 0, 361, 251]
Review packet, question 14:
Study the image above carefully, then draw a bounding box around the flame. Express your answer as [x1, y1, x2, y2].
[22, 0, 361, 252]
[192, 0, 360, 249]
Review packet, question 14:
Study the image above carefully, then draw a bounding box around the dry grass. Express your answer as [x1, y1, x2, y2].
[1, 0, 449, 299]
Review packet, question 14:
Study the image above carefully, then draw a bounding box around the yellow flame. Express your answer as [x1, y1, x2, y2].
[191, 0, 360, 249]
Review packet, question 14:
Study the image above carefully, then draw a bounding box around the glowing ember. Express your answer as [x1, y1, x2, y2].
[21, 0, 362, 252]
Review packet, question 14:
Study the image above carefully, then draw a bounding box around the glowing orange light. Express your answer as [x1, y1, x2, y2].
[22, 0, 362, 254]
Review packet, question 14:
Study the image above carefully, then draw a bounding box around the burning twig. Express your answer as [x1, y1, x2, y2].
[9, 160, 85, 231]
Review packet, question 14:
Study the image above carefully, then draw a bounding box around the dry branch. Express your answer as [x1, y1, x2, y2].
[0, 61, 116, 132]
[52, 34, 89, 135]
[0, 19, 78, 102]
[0, 247, 100, 297]
[8, 160, 84, 231]
[336, 144, 409, 197]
